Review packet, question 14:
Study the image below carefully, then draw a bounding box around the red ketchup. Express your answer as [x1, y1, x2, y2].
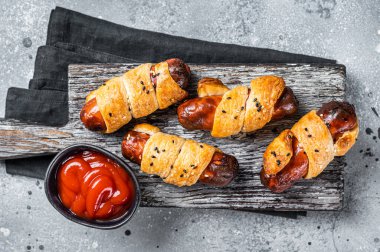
[57, 150, 135, 220]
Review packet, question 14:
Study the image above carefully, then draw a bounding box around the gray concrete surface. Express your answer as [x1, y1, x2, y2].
[0, 0, 379, 251]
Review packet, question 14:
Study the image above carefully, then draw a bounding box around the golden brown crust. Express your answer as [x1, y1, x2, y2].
[291, 110, 334, 179]
[263, 130, 294, 175]
[154, 61, 188, 109]
[211, 86, 249, 138]
[242, 76, 285, 132]
[334, 124, 359, 156]
[122, 63, 159, 118]
[141, 132, 186, 179]
[164, 140, 216, 186]
[197, 77, 230, 97]
[132, 123, 161, 135]
[90, 77, 132, 133]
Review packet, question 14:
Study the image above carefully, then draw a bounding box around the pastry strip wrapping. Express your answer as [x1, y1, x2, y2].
[88, 77, 132, 133]
[211, 86, 249, 137]
[122, 63, 158, 118]
[86, 61, 187, 133]
[290, 110, 335, 178]
[141, 132, 186, 179]
[242, 76, 285, 133]
[164, 140, 216, 186]
[154, 61, 188, 109]
[139, 126, 217, 187]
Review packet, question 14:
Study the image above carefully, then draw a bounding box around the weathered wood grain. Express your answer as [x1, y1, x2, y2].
[0, 63, 346, 211]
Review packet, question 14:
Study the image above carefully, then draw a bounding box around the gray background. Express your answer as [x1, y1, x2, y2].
[0, 0, 379, 251]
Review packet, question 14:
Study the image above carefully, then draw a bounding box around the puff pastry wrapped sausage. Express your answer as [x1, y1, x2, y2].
[178, 76, 298, 138]
[80, 58, 191, 133]
[121, 124, 239, 187]
[261, 101, 359, 193]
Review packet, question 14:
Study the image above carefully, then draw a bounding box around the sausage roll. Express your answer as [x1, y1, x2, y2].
[81, 58, 191, 133]
[121, 123, 239, 187]
[178, 76, 298, 138]
[261, 101, 359, 193]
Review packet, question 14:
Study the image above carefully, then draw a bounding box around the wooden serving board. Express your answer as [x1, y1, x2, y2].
[0, 63, 346, 211]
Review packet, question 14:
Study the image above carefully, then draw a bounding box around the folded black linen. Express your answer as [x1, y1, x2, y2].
[5, 6, 336, 218]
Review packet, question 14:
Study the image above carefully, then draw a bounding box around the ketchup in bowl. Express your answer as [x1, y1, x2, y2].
[57, 150, 135, 220]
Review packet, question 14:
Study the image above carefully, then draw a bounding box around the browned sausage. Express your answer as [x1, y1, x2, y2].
[317, 101, 358, 141]
[272, 87, 299, 121]
[151, 58, 191, 89]
[261, 101, 358, 193]
[80, 98, 107, 132]
[260, 137, 308, 193]
[177, 86, 298, 131]
[121, 130, 239, 187]
[80, 58, 191, 131]
[177, 96, 222, 131]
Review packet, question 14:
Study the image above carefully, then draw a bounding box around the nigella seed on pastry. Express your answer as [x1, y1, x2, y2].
[304, 128, 308, 131]
[241, 106, 245, 111]
[308, 134, 312, 138]
[315, 149, 319, 152]
[200, 145, 203, 148]
[287, 153, 291, 156]
[222, 110, 226, 113]
[180, 174, 184, 178]
[183, 169, 187, 173]
[271, 151, 276, 157]
[151, 155, 156, 158]
[227, 97, 231, 100]
[109, 113, 113, 117]
[276, 160, 281, 166]
[150, 162, 154, 166]
[140, 81, 144, 85]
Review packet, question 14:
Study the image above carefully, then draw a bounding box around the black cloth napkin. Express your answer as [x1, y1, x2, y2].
[5, 7, 336, 218]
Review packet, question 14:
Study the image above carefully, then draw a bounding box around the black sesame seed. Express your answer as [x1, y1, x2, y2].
[109, 112, 112, 117]
[253, 98, 257, 102]
[183, 169, 187, 173]
[304, 128, 308, 131]
[276, 160, 281, 166]
[200, 145, 203, 148]
[315, 149, 319, 152]
[162, 149, 166, 152]
[255, 102, 259, 107]
[140, 81, 144, 85]
[227, 97, 231, 100]
[150, 162, 153, 166]
[146, 90, 150, 94]
[170, 165, 173, 169]
[222, 110, 226, 113]
[271, 151, 277, 157]
[241, 106, 244, 111]
[287, 153, 290, 156]
[308, 134, 312, 138]
[151, 155, 156, 158]
[180, 174, 184, 178]
[172, 140, 175, 143]
[142, 86, 146, 91]
[234, 116, 238, 119]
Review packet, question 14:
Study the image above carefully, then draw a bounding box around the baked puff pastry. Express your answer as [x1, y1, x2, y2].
[177, 76, 299, 138]
[121, 124, 239, 187]
[261, 101, 359, 193]
[80, 58, 191, 133]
